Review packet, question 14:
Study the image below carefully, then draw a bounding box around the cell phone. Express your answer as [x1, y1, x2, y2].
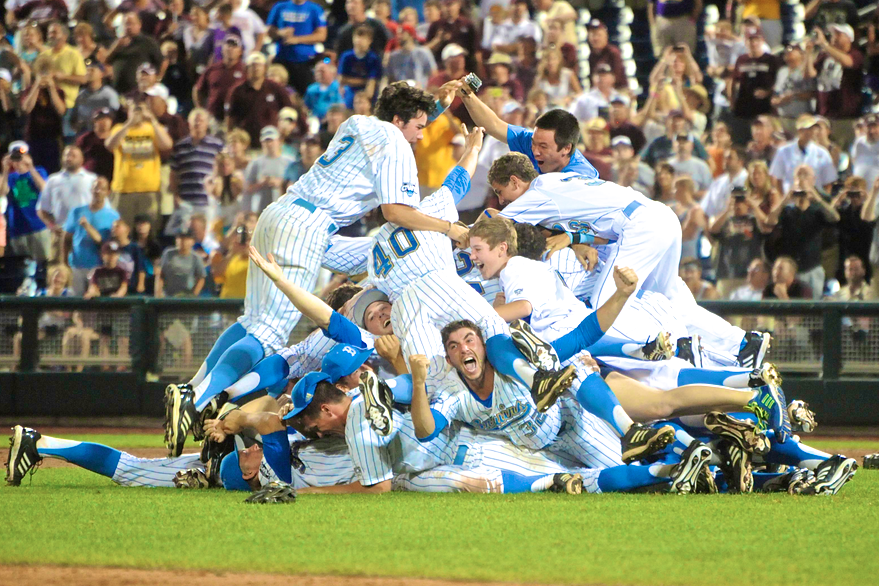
[846, 190, 861, 198]
[463, 73, 482, 94]
[793, 190, 807, 197]
[673, 45, 686, 53]
[597, 106, 610, 121]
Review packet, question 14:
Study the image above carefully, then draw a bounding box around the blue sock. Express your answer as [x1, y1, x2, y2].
[190, 322, 247, 386]
[677, 367, 752, 388]
[597, 464, 667, 492]
[654, 421, 702, 457]
[387, 374, 413, 405]
[486, 334, 535, 388]
[752, 471, 787, 490]
[38, 441, 121, 478]
[760, 431, 830, 468]
[500, 471, 552, 493]
[266, 380, 289, 398]
[227, 354, 290, 402]
[585, 335, 652, 360]
[574, 372, 631, 436]
[194, 334, 265, 410]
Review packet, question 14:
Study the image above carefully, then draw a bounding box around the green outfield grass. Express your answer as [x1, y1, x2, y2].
[2, 437, 876, 586]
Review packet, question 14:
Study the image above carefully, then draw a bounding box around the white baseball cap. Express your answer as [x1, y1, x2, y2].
[829, 24, 855, 43]
[441, 43, 467, 61]
[145, 83, 170, 102]
[611, 135, 633, 148]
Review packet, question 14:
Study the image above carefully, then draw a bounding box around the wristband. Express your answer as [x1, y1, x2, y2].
[427, 100, 447, 123]
[571, 232, 595, 245]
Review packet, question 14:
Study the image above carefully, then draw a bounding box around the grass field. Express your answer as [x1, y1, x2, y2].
[2, 435, 877, 586]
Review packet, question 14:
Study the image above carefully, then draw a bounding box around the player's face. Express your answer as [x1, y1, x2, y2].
[337, 364, 373, 391]
[444, 327, 488, 384]
[490, 176, 529, 207]
[238, 445, 263, 481]
[469, 236, 508, 280]
[531, 128, 568, 173]
[394, 112, 428, 145]
[364, 301, 393, 336]
[299, 408, 346, 439]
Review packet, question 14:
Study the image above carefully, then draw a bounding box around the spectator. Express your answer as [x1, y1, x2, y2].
[811, 116, 842, 168]
[851, 115, 879, 187]
[730, 27, 779, 138]
[805, 0, 860, 33]
[104, 0, 164, 37]
[428, 44, 473, 128]
[169, 108, 223, 221]
[277, 107, 303, 159]
[707, 188, 769, 297]
[74, 4, 113, 50]
[372, 0, 398, 46]
[9, 0, 69, 29]
[71, 59, 119, 136]
[706, 20, 746, 79]
[352, 91, 372, 116]
[72, 22, 104, 66]
[209, 3, 244, 62]
[581, 118, 612, 179]
[125, 62, 162, 105]
[769, 115, 837, 193]
[485, 53, 524, 103]
[205, 148, 245, 236]
[132, 213, 162, 294]
[640, 111, 709, 167]
[746, 115, 778, 165]
[106, 12, 163, 95]
[301, 59, 340, 122]
[492, 0, 542, 55]
[266, 0, 327, 96]
[763, 256, 811, 299]
[189, 212, 219, 264]
[110, 218, 143, 295]
[610, 136, 653, 197]
[419, 0, 442, 40]
[705, 122, 732, 176]
[184, 5, 214, 79]
[535, 47, 580, 108]
[702, 146, 749, 218]
[22, 57, 66, 174]
[193, 35, 245, 123]
[2, 141, 50, 261]
[569, 64, 621, 124]
[542, 18, 577, 74]
[669, 134, 713, 196]
[771, 43, 814, 120]
[161, 40, 193, 116]
[671, 176, 706, 259]
[105, 101, 173, 228]
[158, 0, 188, 42]
[42, 21, 87, 117]
[243, 126, 293, 213]
[681, 85, 710, 137]
[586, 20, 626, 89]
[227, 52, 294, 149]
[63, 175, 118, 295]
[226, 129, 252, 172]
[729, 258, 770, 300]
[37, 146, 98, 263]
[228, 0, 267, 55]
[765, 164, 840, 298]
[338, 25, 382, 110]
[832, 176, 877, 283]
[84, 239, 127, 298]
[535, 0, 577, 47]
[679, 256, 719, 300]
[649, 0, 701, 57]
[832, 255, 875, 300]
[426, 0, 477, 67]
[746, 159, 782, 221]
[386, 24, 437, 89]
[211, 214, 255, 299]
[607, 95, 645, 153]
[77, 108, 115, 182]
[652, 161, 676, 203]
[19, 22, 46, 69]
[335, 0, 389, 58]
[806, 24, 864, 122]
[482, 5, 512, 57]
[155, 229, 205, 297]
[513, 36, 539, 95]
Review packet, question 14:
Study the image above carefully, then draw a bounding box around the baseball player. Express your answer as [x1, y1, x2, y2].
[165, 82, 472, 457]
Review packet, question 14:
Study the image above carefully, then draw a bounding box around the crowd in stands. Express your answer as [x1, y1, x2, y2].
[0, 0, 877, 313]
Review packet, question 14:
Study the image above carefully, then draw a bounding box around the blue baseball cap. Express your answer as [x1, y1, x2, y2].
[321, 344, 373, 383]
[218, 451, 250, 491]
[282, 371, 333, 420]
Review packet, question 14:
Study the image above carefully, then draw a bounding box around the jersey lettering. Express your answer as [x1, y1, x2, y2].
[372, 243, 394, 277]
[388, 227, 419, 258]
[454, 251, 473, 276]
[560, 175, 604, 187]
[317, 136, 355, 167]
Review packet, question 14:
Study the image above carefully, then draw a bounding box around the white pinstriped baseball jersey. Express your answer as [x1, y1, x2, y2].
[286, 115, 420, 228]
[323, 235, 372, 275]
[454, 248, 503, 305]
[546, 247, 604, 304]
[112, 453, 203, 487]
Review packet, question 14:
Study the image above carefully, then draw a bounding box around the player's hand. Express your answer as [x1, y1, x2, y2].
[544, 233, 571, 258]
[374, 334, 402, 362]
[571, 244, 598, 271]
[575, 351, 600, 373]
[461, 124, 484, 152]
[248, 246, 284, 283]
[437, 79, 463, 107]
[203, 418, 227, 443]
[447, 222, 469, 248]
[612, 266, 638, 297]
[409, 354, 430, 385]
[275, 392, 292, 409]
[492, 291, 506, 307]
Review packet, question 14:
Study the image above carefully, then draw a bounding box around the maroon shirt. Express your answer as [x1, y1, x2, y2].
[732, 53, 779, 117]
[226, 79, 294, 149]
[815, 48, 864, 119]
[90, 266, 128, 296]
[195, 60, 246, 122]
[14, 0, 68, 23]
[588, 44, 626, 89]
[22, 86, 65, 142]
[77, 131, 115, 181]
[426, 17, 478, 64]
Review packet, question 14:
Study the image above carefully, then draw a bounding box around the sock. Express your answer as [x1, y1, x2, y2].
[597, 463, 669, 492]
[676, 367, 752, 388]
[584, 336, 651, 360]
[486, 334, 537, 388]
[500, 471, 556, 493]
[188, 322, 247, 387]
[193, 334, 266, 410]
[36, 437, 121, 478]
[654, 421, 701, 457]
[759, 431, 830, 469]
[574, 372, 632, 437]
[226, 354, 290, 402]
[261, 429, 292, 484]
[387, 374, 413, 405]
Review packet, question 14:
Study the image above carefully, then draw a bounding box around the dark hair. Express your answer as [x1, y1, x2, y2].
[325, 283, 363, 311]
[291, 381, 346, 423]
[680, 257, 701, 272]
[353, 24, 374, 40]
[513, 223, 546, 260]
[534, 109, 580, 154]
[441, 319, 485, 349]
[374, 81, 436, 125]
[727, 145, 747, 163]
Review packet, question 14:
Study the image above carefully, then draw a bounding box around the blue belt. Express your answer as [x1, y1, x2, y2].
[622, 200, 644, 219]
[453, 445, 468, 466]
[293, 198, 337, 234]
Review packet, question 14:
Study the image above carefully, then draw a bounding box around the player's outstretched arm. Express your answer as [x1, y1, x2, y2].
[249, 246, 333, 328]
[455, 79, 509, 143]
[204, 410, 284, 442]
[298, 479, 392, 495]
[595, 266, 638, 332]
[409, 355, 436, 439]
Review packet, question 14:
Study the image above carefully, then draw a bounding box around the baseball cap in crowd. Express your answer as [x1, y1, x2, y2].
[745, 27, 763, 39]
[450, 134, 466, 147]
[93, 107, 114, 121]
[278, 107, 298, 122]
[829, 24, 855, 43]
[868, 115, 879, 126]
[594, 63, 613, 75]
[145, 84, 169, 102]
[101, 240, 121, 254]
[400, 23, 418, 38]
[676, 133, 693, 142]
[0, 68, 12, 83]
[8, 141, 28, 160]
[282, 371, 333, 420]
[795, 115, 818, 130]
[224, 34, 243, 47]
[441, 43, 467, 61]
[585, 117, 609, 132]
[84, 59, 105, 72]
[137, 62, 157, 75]
[352, 288, 390, 329]
[501, 101, 524, 116]
[486, 52, 513, 67]
[610, 94, 631, 107]
[611, 135, 633, 148]
[784, 42, 803, 52]
[320, 344, 373, 384]
[587, 19, 606, 30]
[814, 115, 831, 130]
[246, 51, 267, 66]
[259, 125, 280, 141]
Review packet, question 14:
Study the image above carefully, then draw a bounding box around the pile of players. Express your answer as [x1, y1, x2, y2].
[6, 81, 858, 499]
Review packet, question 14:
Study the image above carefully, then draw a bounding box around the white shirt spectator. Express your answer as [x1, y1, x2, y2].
[37, 168, 99, 228]
[229, 6, 268, 55]
[702, 168, 748, 218]
[459, 135, 509, 212]
[482, 17, 512, 51]
[851, 135, 879, 188]
[568, 88, 623, 123]
[769, 140, 838, 193]
[729, 283, 764, 301]
[494, 16, 542, 47]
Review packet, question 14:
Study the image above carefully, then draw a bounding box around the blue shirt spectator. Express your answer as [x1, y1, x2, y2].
[4, 164, 48, 240]
[303, 60, 344, 120]
[267, 0, 327, 64]
[338, 48, 381, 109]
[506, 125, 598, 177]
[63, 176, 119, 296]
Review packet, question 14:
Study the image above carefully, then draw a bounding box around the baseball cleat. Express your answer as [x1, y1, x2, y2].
[748, 362, 782, 388]
[787, 400, 817, 433]
[669, 442, 712, 494]
[530, 365, 576, 413]
[621, 423, 675, 463]
[642, 331, 674, 361]
[718, 440, 753, 493]
[510, 319, 561, 370]
[745, 383, 787, 442]
[165, 384, 199, 457]
[173, 469, 210, 489]
[695, 464, 718, 494]
[704, 411, 770, 454]
[5, 425, 42, 486]
[761, 468, 816, 495]
[808, 455, 857, 495]
[359, 370, 395, 436]
[737, 331, 771, 369]
[675, 335, 702, 368]
[550, 472, 583, 495]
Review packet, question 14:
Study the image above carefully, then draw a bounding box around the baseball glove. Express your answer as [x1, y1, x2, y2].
[173, 469, 210, 489]
[243, 482, 297, 504]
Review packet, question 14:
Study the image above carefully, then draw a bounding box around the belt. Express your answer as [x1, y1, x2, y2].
[622, 200, 644, 219]
[293, 198, 338, 234]
[453, 445, 468, 466]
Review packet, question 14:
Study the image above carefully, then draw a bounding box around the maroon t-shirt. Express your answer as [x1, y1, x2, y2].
[195, 61, 246, 122]
[732, 53, 779, 117]
[588, 44, 627, 89]
[815, 49, 864, 119]
[22, 87, 65, 142]
[226, 79, 294, 149]
[77, 131, 114, 181]
[90, 266, 128, 296]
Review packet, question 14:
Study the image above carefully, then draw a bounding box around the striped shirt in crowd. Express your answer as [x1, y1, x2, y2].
[170, 135, 225, 207]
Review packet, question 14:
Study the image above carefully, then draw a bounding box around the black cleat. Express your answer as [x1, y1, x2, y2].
[787, 400, 817, 433]
[704, 411, 770, 454]
[530, 365, 576, 413]
[510, 319, 561, 370]
[737, 331, 771, 369]
[675, 336, 702, 367]
[641, 331, 674, 361]
[761, 468, 816, 495]
[165, 384, 199, 457]
[5, 426, 42, 486]
[360, 370, 395, 436]
[669, 442, 712, 494]
[621, 423, 675, 463]
[747, 362, 782, 388]
[695, 464, 718, 494]
[550, 472, 583, 495]
[718, 440, 753, 493]
[808, 455, 857, 495]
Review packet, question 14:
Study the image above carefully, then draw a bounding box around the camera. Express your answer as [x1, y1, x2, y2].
[235, 225, 251, 245]
[846, 190, 861, 198]
[463, 73, 482, 94]
[792, 190, 807, 198]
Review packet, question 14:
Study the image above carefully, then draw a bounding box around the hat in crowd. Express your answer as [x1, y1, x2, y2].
[611, 135, 633, 148]
[486, 52, 513, 67]
[867, 114, 879, 126]
[784, 41, 803, 52]
[278, 107, 298, 122]
[814, 115, 831, 129]
[400, 23, 418, 39]
[145, 84, 169, 102]
[177, 228, 197, 239]
[587, 19, 606, 30]
[282, 371, 333, 420]
[441, 43, 467, 61]
[501, 101, 524, 116]
[585, 117, 608, 132]
[0, 68, 13, 83]
[259, 125, 280, 141]
[84, 59, 105, 72]
[224, 34, 243, 47]
[352, 288, 390, 329]
[745, 27, 763, 39]
[795, 114, 819, 130]
[676, 133, 693, 142]
[829, 23, 855, 43]
[684, 84, 710, 114]
[101, 240, 121, 254]
[246, 51, 267, 66]
[320, 344, 373, 384]
[610, 94, 631, 107]
[136, 62, 157, 75]
[450, 134, 466, 146]
[93, 107, 114, 121]
[594, 63, 613, 75]
[8, 140, 28, 157]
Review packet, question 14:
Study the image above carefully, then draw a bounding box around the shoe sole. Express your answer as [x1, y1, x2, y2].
[754, 333, 771, 368]
[511, 321, 561, 370]
[167, 386, 187, 457]
[704, 412, 769, 455]
[6, 425, 24, 486]
[361, 373, 393, 437]
[728, 446, 753, 493]
[670, 445, 712, 494]
[621, 424, 675, 463]
[646, 331, 674, 361]
[815, 459, 858, 495]
[534, 365, 576, 413]
[788, 401, 817, 433]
